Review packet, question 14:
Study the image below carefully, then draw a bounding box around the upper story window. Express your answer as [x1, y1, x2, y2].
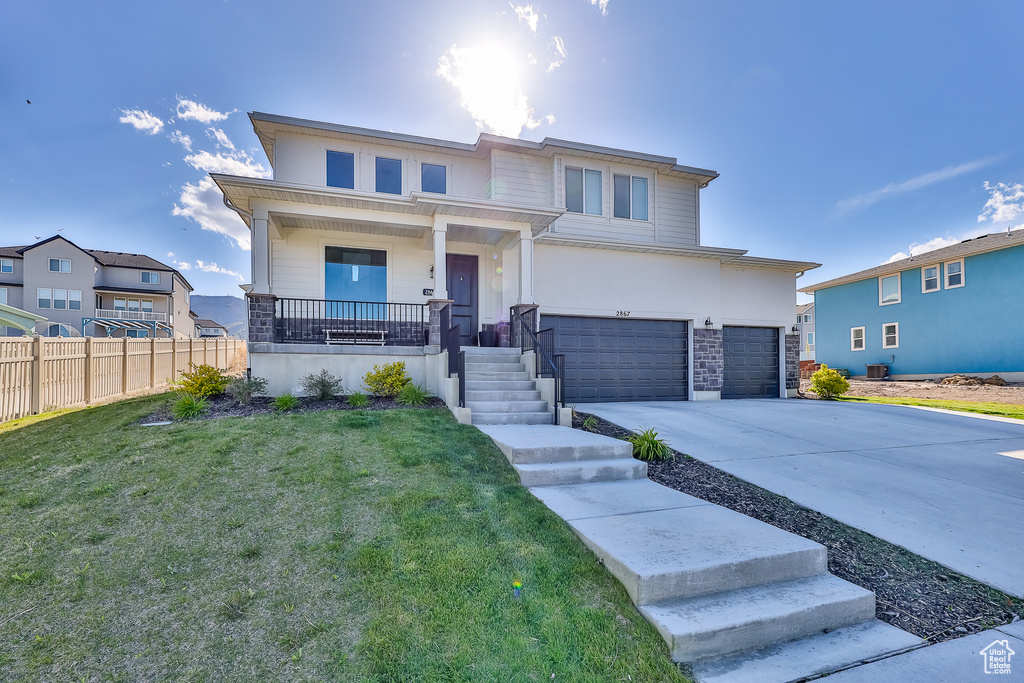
[851, 326, 865, 351]
[49, 258, 71, 273]
[878, 274, 901, 305]
[945, 259, 964, 288]
[921, 265, 939, 293]
[38, 288, 81, 310]
[141, 299, 153, 313]
[141, 271, 160, 284]
[114, 297, 126, 311]
[613, 174, 648, 221]
[327, 151, 355, 189]
[421, 163, 446, 194]
[803, 314, 812, 323]
[375, 157, 402, 194]
[565, 167, 602, 215]
[0, 258, 12, 273]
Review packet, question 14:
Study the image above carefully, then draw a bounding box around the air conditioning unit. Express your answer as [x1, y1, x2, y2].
[865, 364, 890, 380]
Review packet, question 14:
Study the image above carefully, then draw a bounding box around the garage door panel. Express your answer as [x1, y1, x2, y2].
[723, 326, 780, 399]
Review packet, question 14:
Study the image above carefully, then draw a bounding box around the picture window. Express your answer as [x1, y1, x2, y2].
[327, 151, 355, 189]
[879, 274, 901, 305]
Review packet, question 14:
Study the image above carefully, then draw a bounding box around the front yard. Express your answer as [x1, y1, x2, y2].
[0, 396, 685, 682]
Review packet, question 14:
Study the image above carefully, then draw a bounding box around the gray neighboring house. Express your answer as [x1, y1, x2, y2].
[796, 302, 815, 361]
[0, 235, 195, 338]
[195, 318, 230, 338]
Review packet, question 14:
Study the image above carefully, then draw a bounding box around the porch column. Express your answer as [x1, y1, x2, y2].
[518, 232, 535, 305]
[252, 207, 270, 294]
[432, 218, 448, 300]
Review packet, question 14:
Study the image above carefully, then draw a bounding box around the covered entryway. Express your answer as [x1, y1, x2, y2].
[722, 326, 779, 398]
[542, 315, 688, 402]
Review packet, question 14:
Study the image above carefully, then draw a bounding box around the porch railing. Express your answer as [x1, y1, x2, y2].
[510, 307, 565, 425]
[438, 303, 465, 407]
[95, 308, 167, 322]
[274, 298, 428, 346]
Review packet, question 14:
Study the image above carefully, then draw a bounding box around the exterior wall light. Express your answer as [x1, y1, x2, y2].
[704, 317, 713, 330]
[429, 265, 434, 279]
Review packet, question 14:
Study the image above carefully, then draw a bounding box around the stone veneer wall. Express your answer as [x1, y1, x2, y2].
[427, 299, 454, 346]
[785, 334, 800, 389]
[693, 328, 723, 392]
[247, 293, 277, 344]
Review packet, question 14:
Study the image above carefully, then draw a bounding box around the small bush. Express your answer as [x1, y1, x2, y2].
[301, 369, 342, 401]
[227, 376, 268, 405]
[362, 362, 411, 397]
[172, 394, 209, 420]
[174, 363, 230, 397]
[809, 363, 850, 400]
[396, 383, 431, 406]
[582, 415, 598, 432]
[274, 393, 300, 411]
[625, 428, 671, 461]
[347, 392, 370, 408]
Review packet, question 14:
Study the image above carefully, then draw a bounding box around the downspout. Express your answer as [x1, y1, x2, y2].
[223, 196, 253, 223]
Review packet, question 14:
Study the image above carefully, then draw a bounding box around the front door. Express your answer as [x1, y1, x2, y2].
[447, 254, 478, 346]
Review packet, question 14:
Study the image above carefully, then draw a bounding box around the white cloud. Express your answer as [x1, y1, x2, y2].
[545, 60, 563, 73]
[195, 260, 243, 279]
[978, 181, 1024, 225]
[206, 127, 235, 150]
[512, 4, 539, 32]
[119, 109, 164, 135]
[884, 236, 961, 264]
[836, 157, 997, 214]
[588, 0, 609, 16]
[169, 130, 192, 151]
[172, 176, 251, 250]
[173, 260, 191, 270]
[436, 43, 554, 138]
[553, 35, 566, 58]
[175, 97, 234, 123]
[184, 150, 269, 177]
[167, 252, 175, 258]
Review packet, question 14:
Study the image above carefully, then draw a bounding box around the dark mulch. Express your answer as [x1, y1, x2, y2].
[573, 411, 1023, 644]
[138, 394, 447, 424]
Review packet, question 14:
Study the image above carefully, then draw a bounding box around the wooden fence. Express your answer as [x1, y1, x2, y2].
[0, 337, 245, 423]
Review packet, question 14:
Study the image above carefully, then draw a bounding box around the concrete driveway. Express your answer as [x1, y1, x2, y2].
[578, 399, 1024, 597]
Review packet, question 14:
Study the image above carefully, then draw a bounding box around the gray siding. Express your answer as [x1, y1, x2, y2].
[489, 151, 549, 206]
[655, 176, 698, 246]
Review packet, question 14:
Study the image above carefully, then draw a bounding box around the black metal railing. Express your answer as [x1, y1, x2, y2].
[274, 298, 428, 346]
[510, 307, 565, 424]
[446, 324, 461, 377]
[458, 350, 466, 408]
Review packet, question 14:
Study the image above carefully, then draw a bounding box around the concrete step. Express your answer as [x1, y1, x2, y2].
[464, 361, 527, 373]
[471, 411, 553, 425]
[514, 457, 648, 487]
[465, 390, 542, 402]
[479, 424, 633, 464]
[464, 371, 531, 381]
[461, 354, 523, 364]
[566, 504, 827, 605]
[461, 347, 522, 356]
[639, 574, 876, 662]
[465, 380, 537, 391]
[466, 399, 549, 413]
[690, 619, 922, 683]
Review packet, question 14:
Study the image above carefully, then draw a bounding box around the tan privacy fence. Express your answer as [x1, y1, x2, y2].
[0, 337, 244, 423]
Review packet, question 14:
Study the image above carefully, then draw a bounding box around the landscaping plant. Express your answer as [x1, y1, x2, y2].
[396, 383, 431, 406]
[626, 428, 671, 461]
[227, 375, 268, 405]
[362, 361, 411, 397]
[582, 415, 598, 432]
[809, 363, 851, 400]
[273, 392, 300, 411]
[173, 363, 230, 397]
[300, 368, 342, 401]
[172, 394, 209, 420]
[346, 391, 370, 408]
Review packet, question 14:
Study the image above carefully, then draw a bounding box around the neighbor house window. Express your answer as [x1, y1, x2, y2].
[114, 297, 126, 311]
[37, 288, 51, 308]
[127, 298, 141, 312]
[36, 288, 80, 310]
[803, 314, 812, 323]
[806, 332, 814, 345]
[375, 157, 402, 194]
[52, 289, 67, 309]
[96, 294, 103, 309]
[325, 247, 387, 316]
[421, 163, 446, 194]
[68, 290, 81, 311]
[882, 322, 899, 349]
[922, 265, 939, 293]
[0, 258, 12, 273]
[0, 288, 7, 305]
[49, 258, 71, 273]
[945, 259, 964, 288]
[141, 271, 160, 284]
[326, 151, 355, 189]
[613, 174, 648, 220]
[127, 329, 148, 338]
[565, 167, 602, 215]
[141, 299, 153, 313]
[851, 326, 865, 351]
[878, 274, 901, 305]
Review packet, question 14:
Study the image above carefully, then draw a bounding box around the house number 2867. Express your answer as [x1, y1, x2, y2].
[615, 310, 631, 317]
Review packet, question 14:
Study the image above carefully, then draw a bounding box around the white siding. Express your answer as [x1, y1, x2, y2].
[489, 151, 549, 206]
[654, 176, 698, 246]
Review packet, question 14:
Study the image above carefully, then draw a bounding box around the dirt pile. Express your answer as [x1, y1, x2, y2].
[940, 374, 1007, 386]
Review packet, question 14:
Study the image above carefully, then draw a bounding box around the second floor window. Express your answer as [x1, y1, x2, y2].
[141, 271, 160, 284]
[421, 163, 446, 194]
[38, 288, 81, 310]
[375, 157, 402, 194]
[879, 274, 900, 305]
[327, 151, 355, 189]
[614, 174, 648, 220]
[0, 258, 12, 273]
[565, 167, 602, 215]
[945, 260, 964, 288]
[49, 258, 71, 273]
[922, 265, 939, 292]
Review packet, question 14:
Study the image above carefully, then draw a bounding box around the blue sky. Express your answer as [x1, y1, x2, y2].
[3, 0, 1024, 301]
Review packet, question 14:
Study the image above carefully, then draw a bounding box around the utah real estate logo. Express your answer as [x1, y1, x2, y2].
[980, 639, 1015, 675]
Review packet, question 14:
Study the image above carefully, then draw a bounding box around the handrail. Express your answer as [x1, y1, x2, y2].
[446, 325, 461, 377]
[509, 307, 565, 425]
[458, 350, 466, 408]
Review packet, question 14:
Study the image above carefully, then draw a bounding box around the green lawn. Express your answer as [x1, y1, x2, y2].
[838, 395, 1024, 420]
[0, 395, 686, 682]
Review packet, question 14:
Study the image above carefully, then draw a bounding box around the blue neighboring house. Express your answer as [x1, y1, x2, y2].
[799, 229, 1024, 379]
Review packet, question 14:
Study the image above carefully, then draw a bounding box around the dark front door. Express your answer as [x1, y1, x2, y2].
[447, 254, 478, 346]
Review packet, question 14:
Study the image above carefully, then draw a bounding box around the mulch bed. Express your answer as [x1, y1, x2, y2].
[573, 411, 1024, 644]
[138, 394, 447, 424]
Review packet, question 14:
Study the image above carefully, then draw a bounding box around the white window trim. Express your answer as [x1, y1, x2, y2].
[944, 258, 965, 289]
[0, 258, 13, 273]
[49, 257, 72, 274]
[374, 155, 404, 195]
[141, 271, 161, 284]
[325, 147, 359, 189]
[882, 322, 900, 349]
[920, 264, 940, 294]
[878, 273, 901, 306]
[611, 171, 651, 222]
[851, 326, 866, 351]
[418, 161, 451, 195]
[564, 166, 603, 216]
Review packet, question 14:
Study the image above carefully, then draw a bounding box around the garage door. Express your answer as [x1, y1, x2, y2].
[542, 316, 688, 402]
[722, 326, 780, 399]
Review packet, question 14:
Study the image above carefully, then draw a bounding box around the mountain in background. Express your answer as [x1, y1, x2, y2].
[190, 295, 246, 337]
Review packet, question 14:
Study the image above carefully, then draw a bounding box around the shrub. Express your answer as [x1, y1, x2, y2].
[396, 383, 431, 406]
[809, 363, 850, 400]
[582, 415, 598, 432]
[362, 362, 411, 397]
[625, 428, 671, 461]
[300, 369, 342, 401]
[347, 392, 370, 408]
[227, 376, 268, 405]
[174, 363, 229, 397]
[274, 393, 300, 411]
[172, 394, 209, 420]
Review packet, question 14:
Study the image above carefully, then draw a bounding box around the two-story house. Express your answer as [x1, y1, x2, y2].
[196, 318, 230, 338]
[800, 229, 1024, 380]
[0, 235, 194, 338]
[214, 113, 818, 409]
